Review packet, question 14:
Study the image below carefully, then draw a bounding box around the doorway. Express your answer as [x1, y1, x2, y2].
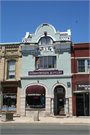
[76, 93, 89, 116]
[57, 94, 64, 115]
[54, 85, 65, 115]
[76, 97, 84, 116]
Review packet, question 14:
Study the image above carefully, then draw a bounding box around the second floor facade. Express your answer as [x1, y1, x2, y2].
[20, 23, 72, 77]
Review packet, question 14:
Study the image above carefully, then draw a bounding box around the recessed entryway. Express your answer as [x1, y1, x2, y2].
[54, 85, 65, 115]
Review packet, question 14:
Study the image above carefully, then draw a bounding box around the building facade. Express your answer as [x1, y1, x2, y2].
[71, 42, 90, 116]
[0, 43, 22, 115]
[20, 23, 72, 116]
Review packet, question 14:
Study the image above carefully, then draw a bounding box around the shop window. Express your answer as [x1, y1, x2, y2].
[39, 37, 53, 45]
[77, 59, 90, 73]
[8, 61, 15, 79]
[2, 94, 17, 110]
[26, 96, 45, 108]
[36, 56, 56, 69]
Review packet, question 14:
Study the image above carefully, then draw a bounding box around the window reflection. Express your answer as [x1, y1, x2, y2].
[44, 57, 47, 68]
[40, 57, 43, 68]
[39, 37, 53, 45]
[46, 37, 50, 44]
[36, 56, 56, 69]
[8, 61, 15, 79]
[53, 56, 56, 68]
[41, 38, 45, 45]
[48, 57, 51, 68]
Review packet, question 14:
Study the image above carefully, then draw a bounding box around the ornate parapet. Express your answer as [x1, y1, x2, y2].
[0, 43, 22, 58]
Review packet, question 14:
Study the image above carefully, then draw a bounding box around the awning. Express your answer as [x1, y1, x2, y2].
[73, 90, 90, 93]
[1, 80, 21, 87]
[26, 85, 45, 96]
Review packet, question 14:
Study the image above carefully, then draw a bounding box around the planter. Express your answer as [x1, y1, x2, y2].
[1, 113, 13, 122]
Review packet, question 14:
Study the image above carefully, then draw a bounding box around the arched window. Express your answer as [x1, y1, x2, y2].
[39, 37, 53, 45]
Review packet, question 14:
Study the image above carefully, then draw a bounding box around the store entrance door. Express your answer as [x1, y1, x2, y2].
[57, 94, 64, 115]
[76, 97, 84, 116]
[76, 93, 89, 116]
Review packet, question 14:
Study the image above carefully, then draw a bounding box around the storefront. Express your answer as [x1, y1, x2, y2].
[2, 87, 17, 111]
[73, 84, 89, 116]
[1, 81, 21, 114]
[26, 85, 45, 109]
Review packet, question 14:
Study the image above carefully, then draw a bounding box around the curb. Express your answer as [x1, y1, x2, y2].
[0, 121, 90, 124]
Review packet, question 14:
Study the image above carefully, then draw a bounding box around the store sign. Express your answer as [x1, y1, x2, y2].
[28, 70, 63, 76]
[3, 94, 17, 99]
[26, 94, 41, 96]
[77, 84, 90, 90]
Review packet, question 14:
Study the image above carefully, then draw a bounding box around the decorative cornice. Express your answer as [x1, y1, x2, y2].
[20, 74, 72, 78]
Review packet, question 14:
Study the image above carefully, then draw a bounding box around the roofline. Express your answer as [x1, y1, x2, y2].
[0, 41, 89, 46]
[72, 42, 90, 45]
[0, 42, 21, 45]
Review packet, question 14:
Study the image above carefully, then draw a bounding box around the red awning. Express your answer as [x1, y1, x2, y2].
[26, 85, 45, 96]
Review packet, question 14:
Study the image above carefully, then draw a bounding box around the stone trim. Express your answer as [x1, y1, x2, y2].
[51, 82, 68, 98]
[20, 75, 72, 78]
[23, 82, 48, 96]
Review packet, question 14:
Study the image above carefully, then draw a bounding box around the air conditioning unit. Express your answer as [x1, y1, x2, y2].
[36, 64, 39, 70]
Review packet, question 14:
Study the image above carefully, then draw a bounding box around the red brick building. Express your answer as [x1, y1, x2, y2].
[71, 42, 90, 116]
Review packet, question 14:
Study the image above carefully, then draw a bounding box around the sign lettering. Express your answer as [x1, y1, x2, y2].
[28, 70, 63, 76]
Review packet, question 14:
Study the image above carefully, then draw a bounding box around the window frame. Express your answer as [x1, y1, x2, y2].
[87, 59, 90, 72]
[77, 59, 90, 73]
[39, 37, 53, 45]
[36, 56, 56, 69]
[7, 60, 16, 79]
[26, 95, 45, 108]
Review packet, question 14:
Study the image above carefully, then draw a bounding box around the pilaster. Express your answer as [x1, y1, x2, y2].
[20, 96, 26, 116]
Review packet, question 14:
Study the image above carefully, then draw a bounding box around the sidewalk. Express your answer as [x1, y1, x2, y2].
[0, 116, 90, 124]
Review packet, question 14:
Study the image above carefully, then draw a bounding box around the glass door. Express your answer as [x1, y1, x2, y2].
[76, 95, 84, 116]
[57, 94, 64, 115]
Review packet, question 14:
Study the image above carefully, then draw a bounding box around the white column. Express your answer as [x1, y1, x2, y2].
[45, 97, 51, 116]
[69, 97, 72, 116]
[20, 95, 26, 116]
[66, 98, 69, 117]
[51, 98, 54, 114]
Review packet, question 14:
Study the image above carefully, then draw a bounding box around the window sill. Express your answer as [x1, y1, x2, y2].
[72, 72, 90, 75]
[25, 108, 45, 111]
[6, 79, 16, 81]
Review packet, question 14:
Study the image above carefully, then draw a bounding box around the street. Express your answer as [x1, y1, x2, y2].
[0, 123, 89, 135]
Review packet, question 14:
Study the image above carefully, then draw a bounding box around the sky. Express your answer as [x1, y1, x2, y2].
[0, 0, 89, 43]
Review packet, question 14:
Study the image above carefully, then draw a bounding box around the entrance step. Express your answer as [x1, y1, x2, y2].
[52, 115, 67, 118]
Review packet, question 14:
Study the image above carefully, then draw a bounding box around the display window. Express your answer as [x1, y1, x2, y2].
[2, 94, 17, 110]
[26, 96, 45, 108]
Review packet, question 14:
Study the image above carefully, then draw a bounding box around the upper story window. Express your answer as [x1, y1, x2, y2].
[77, 59, 90, 73]
[39, 37, 53, 45]
[8, 61, 15, 79]
[87, 60, 90, 71]
[36, 56, 56, 69]
[78, 60, 85, 72]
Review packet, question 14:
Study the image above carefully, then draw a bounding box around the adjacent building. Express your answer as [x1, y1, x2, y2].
[71, 42, 90, 116]
[0, 43, 22, 115]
